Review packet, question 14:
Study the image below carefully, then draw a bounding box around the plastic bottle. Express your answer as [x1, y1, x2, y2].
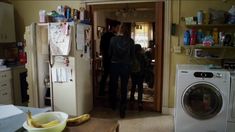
[184, 30, 190, 45]
[197, 10, 203, 25]
[219, 32, 225, 46]
[57, 6, 64, 15]
[204, 11, 210, 24]
[66, 8, 71, 19]
[80, 8, 85, 21]
[197, 29, 204, 44]
[190, 28, 197, 45]
[228, 5, 235, 24]
[39, 10, 46, 23]
[212, 28, 219, 45]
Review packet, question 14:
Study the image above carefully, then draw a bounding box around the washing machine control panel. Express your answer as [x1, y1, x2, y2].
[215, 73, 223, 78]
[194, 72, 213, 78]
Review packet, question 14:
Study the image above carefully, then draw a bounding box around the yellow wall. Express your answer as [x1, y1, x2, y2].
[12, 0, 85, 41]
[169, 0, 235, 108]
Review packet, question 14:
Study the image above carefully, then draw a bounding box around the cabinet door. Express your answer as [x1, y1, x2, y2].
[0, 70, 12, 81]
[0, 80, 12, 104]
[0, 2, 15, 43]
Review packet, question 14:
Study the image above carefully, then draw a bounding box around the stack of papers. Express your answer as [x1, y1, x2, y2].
[0, 105, 23, 119]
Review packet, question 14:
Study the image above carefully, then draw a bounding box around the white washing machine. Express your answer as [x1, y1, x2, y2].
[227, 73, 235, 132]
[175, 65, 230, 132]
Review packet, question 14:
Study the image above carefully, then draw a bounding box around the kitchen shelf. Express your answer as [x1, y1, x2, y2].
[185, 24, 235, 28]
[183, 44, 235, 60]
[190, 56, 235, 60]
[184, 44, 235, 49]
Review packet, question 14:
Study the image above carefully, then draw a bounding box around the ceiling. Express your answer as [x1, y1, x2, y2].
[92, 2, 155, 22]
[92, 2, 155, 11]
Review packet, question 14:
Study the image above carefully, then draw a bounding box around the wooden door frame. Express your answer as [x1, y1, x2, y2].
[154, 1, 164, 112]
[87, 0, 171, 113]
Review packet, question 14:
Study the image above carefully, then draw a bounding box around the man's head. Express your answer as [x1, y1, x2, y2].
[135, 44, 142, 53]
[110, 21, 121, 33]
[120, 23, 131, 37]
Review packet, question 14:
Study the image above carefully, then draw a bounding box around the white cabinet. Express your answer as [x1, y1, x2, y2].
[0, 69, 13, 104]
[0, 2, 15, 43]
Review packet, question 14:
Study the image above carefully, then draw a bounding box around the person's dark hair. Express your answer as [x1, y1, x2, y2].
[135, 44, 142, 53]
[120, 23, 131, 37]
[110, 21, 121, 29]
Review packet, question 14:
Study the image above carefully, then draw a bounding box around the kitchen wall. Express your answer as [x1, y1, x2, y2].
[169, 0, 235, 108]
[12, 0, 85, 41]
[11, 0, 235, 109]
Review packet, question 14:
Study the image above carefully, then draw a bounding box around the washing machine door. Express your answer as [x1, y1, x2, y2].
[182, 82, 223, 120]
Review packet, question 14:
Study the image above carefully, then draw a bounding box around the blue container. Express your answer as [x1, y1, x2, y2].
[66, 8, 71, 19]
[197, 30, 205, 44]
[184, 30, 191, 45]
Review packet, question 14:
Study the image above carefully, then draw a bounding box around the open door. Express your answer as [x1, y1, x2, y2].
[88, 1, 164, 112]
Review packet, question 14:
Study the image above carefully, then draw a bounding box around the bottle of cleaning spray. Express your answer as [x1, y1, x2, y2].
[184, 30, 190, 45]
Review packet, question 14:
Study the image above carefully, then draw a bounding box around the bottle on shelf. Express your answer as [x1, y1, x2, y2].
[197, 29, 204, 44]
[228, 5, 235, 24]
[184, 30, 191, 45]
[204, 11, 210, 24]
[190, 28, 197, 45]
[197, 10, 203, 25]
[212, 28, 219, 45]
[219, 32, 225, 46]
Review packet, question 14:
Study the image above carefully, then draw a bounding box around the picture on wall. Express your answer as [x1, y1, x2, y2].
[97, 26, 105, 39]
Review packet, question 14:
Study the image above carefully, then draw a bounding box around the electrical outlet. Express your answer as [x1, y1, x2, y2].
[174, 46, 182, 53]
[185, 48, 191, 56]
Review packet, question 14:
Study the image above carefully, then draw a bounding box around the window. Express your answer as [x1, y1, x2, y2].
[131, 22, 153, 48]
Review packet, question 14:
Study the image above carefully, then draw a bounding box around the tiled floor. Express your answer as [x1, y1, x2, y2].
[91, 107, 174, 132]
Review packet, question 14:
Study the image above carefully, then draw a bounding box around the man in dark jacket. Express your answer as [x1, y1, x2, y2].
[109, 23, 135, 118]
[99, 21, 120, 96]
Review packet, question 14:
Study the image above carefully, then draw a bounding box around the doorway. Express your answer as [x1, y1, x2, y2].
[91, 1, 164, 112]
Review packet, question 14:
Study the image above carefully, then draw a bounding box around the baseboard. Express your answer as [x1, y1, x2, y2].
[162, 107, 175, 116]
[168, 108, 175, 116]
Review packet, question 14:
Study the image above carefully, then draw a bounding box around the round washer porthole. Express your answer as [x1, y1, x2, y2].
[182, 82, 223, 120]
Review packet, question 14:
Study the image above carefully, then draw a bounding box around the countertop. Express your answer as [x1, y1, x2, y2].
[0, 67, 11, 71]
[0, 105, 51, 132]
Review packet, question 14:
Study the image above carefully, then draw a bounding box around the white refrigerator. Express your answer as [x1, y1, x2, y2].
[24, 22, 93, 116]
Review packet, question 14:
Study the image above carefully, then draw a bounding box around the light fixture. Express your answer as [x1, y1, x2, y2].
[115, 5, 136, 18]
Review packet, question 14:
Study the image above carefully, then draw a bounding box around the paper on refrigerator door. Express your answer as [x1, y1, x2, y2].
[76, 24, 85, 50]
[52, 68, 57, 82]
[52, 67, 72, 83]
[61, 68, 67, 82]
[49, 23, 71, 55]
[66, 68, 73, 82]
